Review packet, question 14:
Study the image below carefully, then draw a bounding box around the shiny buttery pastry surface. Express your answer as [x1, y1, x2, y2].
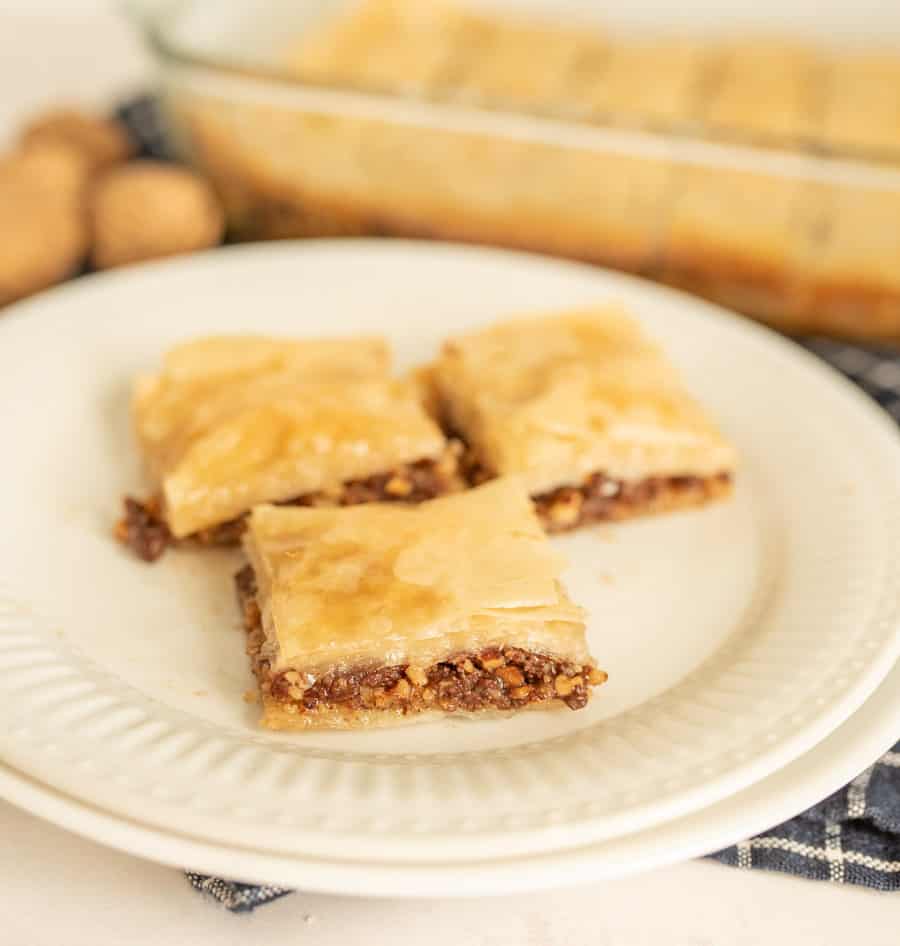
[132, 334, 448, 538]
[432, 307, 737, 527]
[240, 478, 605, 729]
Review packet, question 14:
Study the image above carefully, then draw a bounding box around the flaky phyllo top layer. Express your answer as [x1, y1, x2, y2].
[243, 478, 589, 673]
[133, 335, 446, 536]
[433, 308, 737, 494]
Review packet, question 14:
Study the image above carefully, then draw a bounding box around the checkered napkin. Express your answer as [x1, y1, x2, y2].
[709, 740, 900, 888]
[185, 875, 292, 912]
[114, 95, 174, 162]
[109, 93, 900, 909]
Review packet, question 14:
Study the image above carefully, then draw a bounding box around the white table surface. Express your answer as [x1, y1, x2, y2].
[1, 6, 898, 943]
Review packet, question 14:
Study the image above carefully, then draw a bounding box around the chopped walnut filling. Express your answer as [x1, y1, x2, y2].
[533, 471, 733, 533]
[236, 565, 606, 717]
[116, 445, 463, 562]
[115, 496, 172, 562]
[450, 430, 732, 533]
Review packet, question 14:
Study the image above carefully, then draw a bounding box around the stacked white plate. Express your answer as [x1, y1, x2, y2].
[1, 241, 899, 896]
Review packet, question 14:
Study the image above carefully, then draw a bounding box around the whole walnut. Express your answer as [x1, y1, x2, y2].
[0, 143, 90, 307]
[21, 107, 134, 173]
[90, 162, 225, 270]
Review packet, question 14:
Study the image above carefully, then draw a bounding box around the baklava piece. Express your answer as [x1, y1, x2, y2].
[820, 52, 900, 160]
[526, 150, 674, 274]
[661, 165, 818, 329]
[700, 41, 825, 148]
[452, 13, 590, 113]
[117, 335, 461, 561]
[573, 39, 711, 130]
[289, 0, 467, 97]
[803, 183, 900, 341]
[239, 478, 605, 730]
[432, 309, 736, 532]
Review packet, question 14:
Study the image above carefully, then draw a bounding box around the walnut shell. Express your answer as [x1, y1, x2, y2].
[21, 107, 134, 173]
[0, 144, 90, 307]
[90, 162, 225, 270]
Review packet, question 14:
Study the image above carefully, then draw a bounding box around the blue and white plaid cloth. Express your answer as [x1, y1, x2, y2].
[106, 99, 900, 908]
[185, 875, 292, 912]
[710, 740, 900, 888]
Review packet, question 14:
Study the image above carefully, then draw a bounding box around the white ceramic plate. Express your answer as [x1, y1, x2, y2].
[2, 651, 897, 896]
[1, 241, 899, 889]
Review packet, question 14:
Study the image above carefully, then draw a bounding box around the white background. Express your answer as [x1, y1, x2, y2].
[1, 2, 899, 942]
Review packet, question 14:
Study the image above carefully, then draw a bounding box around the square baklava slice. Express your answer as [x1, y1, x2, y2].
[820, 52, 900, 160]
[118, 335, 461, 561]
[239, 477, 605, 730]
[802, 182, 900, 341]
[571, 38, 711, 130]
[432, 309, 736, 532]
[530, 150, 674, 275]
[451, 12, 592, 113]
[699, 40, 824, 148]
[661, 165, 819, 329]
[289, 0, 470, 97]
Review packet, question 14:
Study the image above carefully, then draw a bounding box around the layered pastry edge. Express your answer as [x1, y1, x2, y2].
[431, 308, 738, 532]
[117, 444, 464, 561]
[237, 564, 606, 730]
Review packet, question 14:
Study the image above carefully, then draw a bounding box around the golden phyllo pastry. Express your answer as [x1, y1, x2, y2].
[700, 40, 824, 146]
[118, 335, 460, 560]
[821, 52, 900, 160]
[432, 308, 736, 532]
[452, 14, 589, 111]
[661, 164, 819, 328]
[803, 183, 900, 340]
[521, 149, 673, 274]
[574, 38, 710, 128]
[239, 477, 605, 730]
[290, 0, 467, 96]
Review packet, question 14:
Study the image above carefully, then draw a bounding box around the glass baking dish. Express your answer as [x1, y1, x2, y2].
[134, 0, 900, 343]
